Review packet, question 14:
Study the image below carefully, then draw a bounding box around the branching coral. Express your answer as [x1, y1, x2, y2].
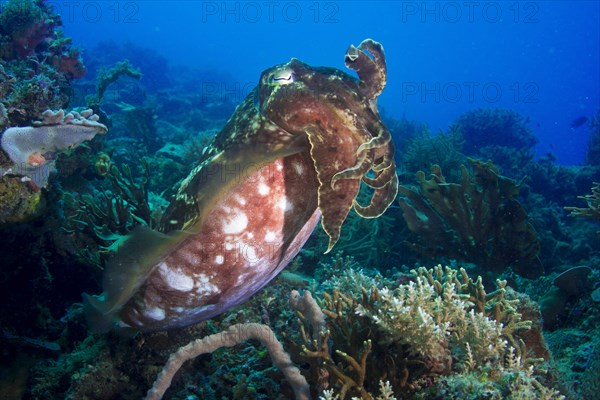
[565, 182, 600, 234]
[397, 158, 543, 278]
[308, 265, 561, 400]
[357, 266, 534, 374]
[291, 289, 375, 399]
[86, 60, 142, 108]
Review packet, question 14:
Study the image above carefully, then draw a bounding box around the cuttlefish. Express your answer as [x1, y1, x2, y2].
[83, 39, 398, 332]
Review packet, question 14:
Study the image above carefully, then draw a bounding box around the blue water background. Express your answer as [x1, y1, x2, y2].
[56, 1, 599, 165]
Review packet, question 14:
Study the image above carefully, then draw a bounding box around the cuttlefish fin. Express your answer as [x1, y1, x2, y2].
[83, 225, 188, 333]
[305, 128, 362, 253]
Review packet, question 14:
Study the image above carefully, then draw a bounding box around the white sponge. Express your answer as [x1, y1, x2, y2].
[0, 109, 107, 187]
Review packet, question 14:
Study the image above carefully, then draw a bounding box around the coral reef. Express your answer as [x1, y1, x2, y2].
[0, 0, 60, 59]
[0, 0, 86, 124]
[397, 159, 543, 278]
[565, 182, 600, 234]
[62, 161, 155, 268]
[0, 21, 596, 400]
[119, 263, 561, 400]
[450, 108, 537, 156]
[291, 264, 559, 399]
[0, 174, 45, 223]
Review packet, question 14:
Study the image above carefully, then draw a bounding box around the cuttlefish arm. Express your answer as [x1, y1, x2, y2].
[345, 39, 387, 100]
[303, 40, 397, 251]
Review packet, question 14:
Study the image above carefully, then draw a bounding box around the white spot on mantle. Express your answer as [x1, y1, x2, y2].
[293, 162, 304, 175]
[159, 262, 194, 291]
[258, 182, 270, 196]
[223, 212, 248, 234]
[196, 273, 220, 297]
[264, 231, 277, 242]
[215, 255, 224, 264]
[278, 197, 292, 212]
[235, 194, 247, 205]
[145, 307, 165, 320]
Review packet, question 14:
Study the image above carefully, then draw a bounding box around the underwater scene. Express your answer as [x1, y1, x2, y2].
[0, 0, 599, 399]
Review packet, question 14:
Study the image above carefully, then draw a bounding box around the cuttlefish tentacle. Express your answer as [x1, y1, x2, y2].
[354, 136, 398, 217]
[344, 39, 387, 100]
[371, 157, 393, 173]
[330, 148, 375, 189]
[353, 174, 398, 218]
[355, 123, 392, 155]
[362, 165, 395, 189]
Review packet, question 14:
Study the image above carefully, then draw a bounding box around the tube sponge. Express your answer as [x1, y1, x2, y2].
[0, 109, 107, 188]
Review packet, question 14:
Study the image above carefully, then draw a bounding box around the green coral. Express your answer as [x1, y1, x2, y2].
[0, 175, 45, 223]
[397, 159, 543, 278]
[402, 127, 466, 180]
[62, 161, 156, 268]
[86, 60, 142, 108]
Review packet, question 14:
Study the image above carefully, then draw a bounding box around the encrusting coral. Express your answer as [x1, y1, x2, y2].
[397, 158, 543, 278]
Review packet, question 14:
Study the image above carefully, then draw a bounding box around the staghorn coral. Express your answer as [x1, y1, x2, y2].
[565, 182, 600, 234]
[356, 266, 533, 374]
[397, 159, 543, 278]
[320, 381, 398, 400]
[289, 265, 559, 399]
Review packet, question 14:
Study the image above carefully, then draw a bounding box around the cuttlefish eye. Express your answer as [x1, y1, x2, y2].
[267, 69, 295, 86]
